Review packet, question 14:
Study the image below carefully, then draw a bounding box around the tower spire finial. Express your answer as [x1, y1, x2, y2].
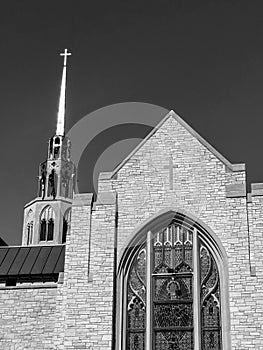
[56, 48, 71, 136]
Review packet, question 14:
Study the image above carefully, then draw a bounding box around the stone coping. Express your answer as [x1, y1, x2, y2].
[0, 282, 57, 290]
[72, 193, 94, 206]
[226, 183, 246, 198]
[251, 183, 263, 196]
[95, 191, 116, 205]
[98, 172, 113, 180]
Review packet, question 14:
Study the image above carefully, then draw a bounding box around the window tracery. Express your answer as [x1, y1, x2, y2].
[200, 244, 221, 350]
[125, 222, 222, 350]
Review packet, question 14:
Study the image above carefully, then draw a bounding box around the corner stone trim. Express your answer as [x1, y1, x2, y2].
[226, 183, 246, 198]
[72, 193, 94, 206]
[251, 183, 263, 196]
[96, 191, 116, 205]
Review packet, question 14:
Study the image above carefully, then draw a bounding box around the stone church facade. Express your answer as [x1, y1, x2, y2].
[0, 109, 263, 349]
[0, 51, 262, 350]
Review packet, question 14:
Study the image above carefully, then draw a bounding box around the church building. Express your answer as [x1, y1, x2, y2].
[0, 51, 262, 350]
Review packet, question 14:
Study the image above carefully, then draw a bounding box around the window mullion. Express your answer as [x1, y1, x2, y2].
[146, 230, 153, 350]
[121, 272, 127, 350]
[193, 228, 201, 350]
[45, 221, 48, 241]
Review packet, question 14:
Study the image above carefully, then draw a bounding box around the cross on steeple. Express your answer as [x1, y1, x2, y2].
[60, 48, 71, 67]
[56, 49, 71, 136]
[164, 155, 178, 190]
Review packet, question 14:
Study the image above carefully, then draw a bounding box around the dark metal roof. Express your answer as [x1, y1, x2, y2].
[0, 245, 65, 283]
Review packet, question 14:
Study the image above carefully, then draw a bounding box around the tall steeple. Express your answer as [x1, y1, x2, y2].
[22, 49, 75, 246]
[37, 49, 74, 201]
[56, 49, 71, 136]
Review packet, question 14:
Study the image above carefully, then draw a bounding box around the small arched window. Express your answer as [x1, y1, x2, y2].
[47, 218, 54, 241]
[39, 206, 55, 242]
[62, 208, 71, 244]
[26, 221, 33, 245]
[25, 209, 34, 245]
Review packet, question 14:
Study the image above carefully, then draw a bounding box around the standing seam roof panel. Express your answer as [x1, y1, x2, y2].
[30, 247, 53, 274]
[42, 246, 63, 274]
[19, 247, 42, 275]
[0, 248, 9, 268]
[0, 248, 19, 275]
[53, 245, 65, 273]
[8, 247, 31, 275]
[0, 246, 65, 277]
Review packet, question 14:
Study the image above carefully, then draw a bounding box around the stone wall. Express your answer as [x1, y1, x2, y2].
[0, 285, 57, 349]
[55, 193, 116, 349]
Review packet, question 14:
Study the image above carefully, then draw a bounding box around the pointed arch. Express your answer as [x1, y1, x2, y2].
[39, 205, 55, 242]
[26, 221, 33, 245]
[25, 209, 34, 245]
[116, 209, 231, 350]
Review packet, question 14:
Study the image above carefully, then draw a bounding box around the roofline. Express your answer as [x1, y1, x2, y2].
[0, 244, 65, 249]
[111, 110, 245, 178]
[24, 196, 73, 209]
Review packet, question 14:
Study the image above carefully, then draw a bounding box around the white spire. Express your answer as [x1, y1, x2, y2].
[56, 48, 71, 136]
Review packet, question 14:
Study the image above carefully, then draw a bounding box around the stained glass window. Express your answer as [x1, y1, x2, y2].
[200, 244, 221, 350]
[125, 222, 222, 350]
[153, 226, 194, 350]
[127, 246, 146, 350]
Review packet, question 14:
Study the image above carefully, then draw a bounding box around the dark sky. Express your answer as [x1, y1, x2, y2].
[1, 0, 263, 244]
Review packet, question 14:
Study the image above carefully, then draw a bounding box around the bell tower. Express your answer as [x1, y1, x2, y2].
[22, 49, 75, 246]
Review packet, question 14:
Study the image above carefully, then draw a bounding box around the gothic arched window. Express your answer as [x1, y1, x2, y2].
[47, 219, 54, 241]
[122, 218, 223, 350]
[25, 209, 34, 245]
[62, 208, 71, 244]
[39, 206, 55, 242]
[40, 219, 47, 241]
[26, 221, 33, 245]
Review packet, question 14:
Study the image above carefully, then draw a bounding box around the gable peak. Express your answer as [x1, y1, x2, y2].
[168, 109, 176, 116]
[110, 109, 245, 177]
